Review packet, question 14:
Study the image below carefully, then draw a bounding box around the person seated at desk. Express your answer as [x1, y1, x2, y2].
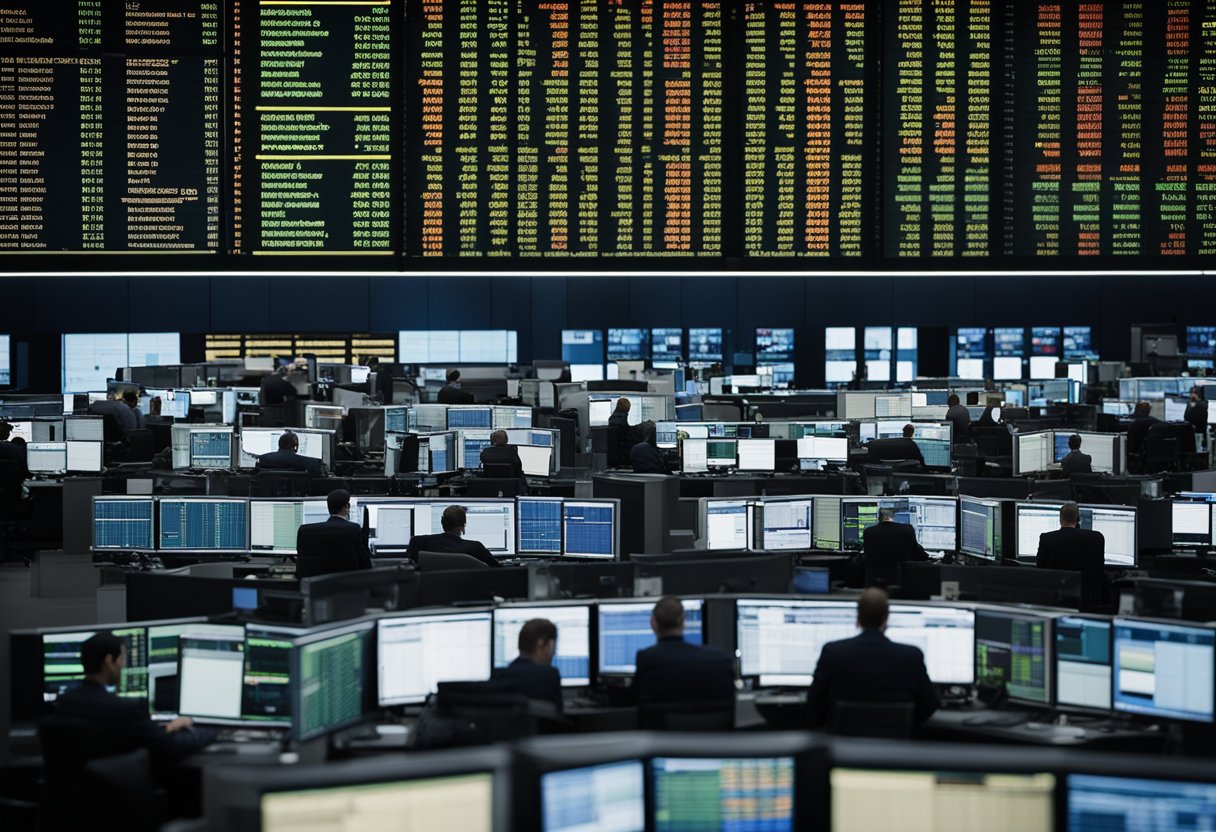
[1036, 501, 1107, 607]
[860, 507, 929, 587]
[634, 597, 734, 705]
[864, 424, 924, 467]
[295, 489, 371, 578]
[630, 420, 670, 475]
[437, 369, 474, 405]
[493, 618, 563, 713]
[1060, 434, 1093, 476]
[255, 430, 322, 476]
[480, 430, 523, 479]
[88, 393, 137, 435]
[259, 366, 298, 406]
[1126, 401, 1159, 457]
[53, 633, 216, 761]
[121, 390, 145, 430]
[0, 422, 26, 469]
[805, 588, 939, 729]
[405, 504, 501, 568]
[946, 394, 972, 444]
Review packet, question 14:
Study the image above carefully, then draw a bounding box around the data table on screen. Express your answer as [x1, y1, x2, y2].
[92, 498, 155, 550]
[159, 499, 248, 550]
[598, 601, 703, 675]
[562, 502, 615, 558]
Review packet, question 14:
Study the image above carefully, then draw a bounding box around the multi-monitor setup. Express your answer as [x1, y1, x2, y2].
[91, 496, 620, 560]
[1013, 430, 1127, 476]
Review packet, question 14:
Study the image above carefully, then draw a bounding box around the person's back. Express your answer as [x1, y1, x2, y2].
[89, 398, 136, 434]
[405, 504, 501, 567]
[1060, 449, 1093, 476]
[492, 618, 563, 714]
[634, 597, 734, 705]
[864, 437, 924, 466]
[438, 370, 474, 405]
[480, 434, 523, 478]
[259, 372, 297, 406]
[629, 420, 669, 474]
[861, 513, 929, 586]
[295, 489, 371, 579]
[256, 432, 322, 476]
[1126, 403, 1159, 455]
[946, 396, 972, 443]
[1036, 503, 1107, 608]
[806, 588, 939, 728]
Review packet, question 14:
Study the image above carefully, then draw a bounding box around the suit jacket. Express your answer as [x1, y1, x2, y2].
[0, 440, 30, 478]
[437, 384, 474, 405]
[1037, 526, 1107, 608]
[1186, 401, 1208, 436]
[89, 399, 137, 434]
[1127, 416, 1160, 456]
[1060, 450, 1093, 476]
[493, 657, 563, 713]
[54, 680, 216, 762]
[806, 629, 940, 728]
[634, 636, 734, 706]
[295, 516, 372, 579]
[375, 368, 394, 404]
[861, 521, 929, 587]
[946, 404, 973, 442]
[630, 441, 669, 475]
[259, 374, 297, 406]
[864, 437, 924, 466]
[480, 443, 523, 478]
[255, 450, 322, 476]
[405, 531, 501, 567]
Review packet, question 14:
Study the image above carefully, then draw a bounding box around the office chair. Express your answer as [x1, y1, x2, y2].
[417, 550, 490, 572]
[606, 425, 633, 469]
[828, 701, 914, 739]
[38, 717, 157, 831]
[638, 700, 735, 732]
[1143, 437, 1180, 473]
[466, 478, 523, 498]
[254, 469, 311, 497]
[862, 465, 892, 496]
[125, 429, 155, 463]
[83, 749, 160, 831]
[422, 681, 549, 748]
[482, 462, 519, 479]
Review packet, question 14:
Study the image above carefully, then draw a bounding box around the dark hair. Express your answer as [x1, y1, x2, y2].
[1134, 401, 1152, 418]
[441, 505, 466, 533]
[366, 357, 380, 368]
[80, 633, 125, 675]
[0, 422, 11, 440]
[1068, 434, 1082, 451]
[278, 431, 298, 451]
[447, 369, 461, 383]
[327, 489, 351, 516]
[652, 596, 684, 634]
[902, 423, 915, 438]
[857, 589, 890, 629]
[639, 420, 656, 443]
[121, 390, 138, 406]
[518, 618, 557, 654]
[1060, 502, 1080, 525]
[947, 394, 961, 407]
[490, 429, 508, 446]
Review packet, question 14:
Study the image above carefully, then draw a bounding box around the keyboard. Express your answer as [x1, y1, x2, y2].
[214, 726, 286, 744]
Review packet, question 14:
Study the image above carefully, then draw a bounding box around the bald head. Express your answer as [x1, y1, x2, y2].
[857, 588, 890, 630]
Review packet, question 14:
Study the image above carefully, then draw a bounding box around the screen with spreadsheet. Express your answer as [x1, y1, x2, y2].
[262, 774, 494, 832]
[882, 497, 958, 554]
[542, 761, 644, 832]
[975, 609, 1051, 705]
[492, 605, 591, 687]
[1067, 775, 1216, 832]
[92, 498, 155, 550]
[736, 599, 855, 687]
[249, 501, 307, 555]
[189, 429, 232, 469]
[446, 407, 493, 430]
[1113, 619, 1215, 723]
[1055, 616, 1112, 712]
[42, 627, 147, 705]
[652, 757, 795, 832]
[377, 612, 493, 706]
[293, 622, 372, 742]
[959, 496, 1001, 561]
[597, 600, 703, 676]
[158, 499, 248, 551]
[562, 501, 616, 559]
[760, 498, 814, 552]
[518, 498, 563, 555]
[26, 443, 67, 474]
[704, 499, 753, 551]
[886, 605, 975, 686]
[424, 501, 515, 556]
[241, 627, 294, 726]
[1172, 501, 1213, 549]
[1015, 502, 1137, 566]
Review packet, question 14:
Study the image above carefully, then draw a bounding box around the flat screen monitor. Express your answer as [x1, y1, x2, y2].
[607, 329, 649, 361]
[249, 500, 317, 555]
[880, 497, 958, 555]
[377, 612, 493, 706]
[597, 599, 703, 676]
[736, 438, 776, 472]
[1113, 618, 1215, 723]
[651, 329, 683, 368]
[840, 499, 879, 551]
[1066, 774, 1216, 832]
[704, 499, 753, 551]
[362, 502, 414, 553]
[813, 496, 842, 551]
[681, 438, 736, 473]
[1171, 501, 1212, 548]
[1188, 326, 1216, 355]
[756, 328, 796, 363]
[145, 622, 241, 719]
[959, 496, 1002, 561]
[492, 604, 591, 687]
[688, 328, 724, 363]
[993, 356, 1023, 381]
[0, 333, 8, 386]
[517, 497, 563, 555]
[460, 330, 519, 363]
[189, 428, 233, 469]
[795, 436, 848, 464]
[1052, 431, 1122, 475]
[176, 628, 247, 724]
[158, 498, 249, 551]
[1055, 616, 1112, 712]
[420, 432, 459, 475]
[65, 441, 103, 473]
[542, 761, 645, 832]
[446, 407, 493, 430]
[562, 501, 616, 559]
[518, 444, 554, 478]
[492, 405, 533, 430]
[589, 395, 641, 428]
[239, 428, 329, 468]
[92, 497, 155, 551]
[292, 621, 372, 742]
[886, 604, 975, 686]
[825, 327, 857, 384]
[651, 757, 794, 832]
[830, 769, 1055, 832]
[1014, 432, 1052, 475]
[239, 626, 295, 725]
[262, 773, 494, 832]
[421, 500, 516, 556]
[561, 330, 604, 366]
[458, 430, 493, 470]
[26, 442, 67, 474]
[1015, 502, 1137, 566]
[64, 416, 104, 442]
[41, 627, 147, 705]
[760, 498, 814, 552]
[736, 599, 854, 687]
[975, 609, 1052, 705]
[1063, 326, 1094, 359]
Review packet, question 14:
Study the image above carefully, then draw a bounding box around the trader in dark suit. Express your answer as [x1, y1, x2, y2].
[1126, 401, 1160, 457]
[864, 424, 925, 467]
[255, 430, 323, 476]
[805, 588, 940, 729]
[437, 369, 474, 405]
[404, 504, 501, 567]
[493, 618, 563, 713]
[860, 507, 929, 587]
[53, 632, 216, 761]
[295, 489, 372, 578]
[607, 397, 636, 466]
[366, 357, 394, 404]
[630, 420, 670, 474]
[1036, 502, 1107, 608]
[634, 597, 734, 705]
[946, 394, 973, 444]
[1186, 387, 1208, 447]
[1059, 434, 1093, 476]
[258, 366, 298, 406]
[480, 430, 524, 478]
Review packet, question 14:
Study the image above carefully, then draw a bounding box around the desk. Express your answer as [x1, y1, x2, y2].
[925, 705, 1166, 751]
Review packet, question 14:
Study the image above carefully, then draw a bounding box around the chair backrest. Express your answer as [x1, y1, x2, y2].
[100, 412, 126, 444]
[39, 717, 143, 828]
[1144, 436, 1179, 472]
[482, 462, 517, 480]
[467, 477, 522, 498]
[0, 458, 23, 507]
[417, 681, 539, 749]
[83, 748, 158, 832]
[125, 429, 155, 463]
[638, 700, 735, 732]
[418, 550, 490, 572]
[255, 469, 312, 497]
[829, 701, 914, 739]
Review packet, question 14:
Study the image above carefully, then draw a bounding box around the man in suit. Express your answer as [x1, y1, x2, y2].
[630, 420, 670, 474]
[634, 597, 734, 705]
[860, 507, 929, 588]
[480, 430, 523, 478]
[121, 390, 146, 430]
[805, 588, 940, 729]
[493, 618, 563, 713]
[366, 357, 394, 404]
[259, 366, 298, 406]
[1186, 386, 1208, 448]
[404, 504, 501, 567]
[1126, 401, 1159, 457]
[946, 393, 973, 444]
[53, 632, 216, 761]
[1060, 434, 1093, 476]
[608, 398, 636, 465]
[1036, 502, 1107, 608]
[295, 489, 372, 578]
[89, 394, 137, 435]
[864, 424, 925, 467]
[437, 369, 474, 405]
[255, 431, 323, 476]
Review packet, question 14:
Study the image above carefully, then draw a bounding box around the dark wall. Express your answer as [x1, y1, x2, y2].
[0, 273, 1198, 391]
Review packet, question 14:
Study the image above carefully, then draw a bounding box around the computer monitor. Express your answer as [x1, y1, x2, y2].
[813, 496, 842, 551]
[974, 608, 1051, 705]
[651, 329, 683, 367]
[542, 760, 645, 832]
[1015, 502, 1137, 566]
[795, 436, 848, 467]
[597, 599, 703, 676]
[492, 405, 533, 430]
[291, 620, 373, 742]
[561, 329, 605, 366]
[239, 427, 331, 469]
[688, 328, 724, 363]
[26, 442, 67, 474]
[1055, 615, 1112, 712]
[756, 328, 795, 363]
[830, 769, 1056, 831]
[759, 497, 814, 552]
[159, 498, 249, 551]
[840, 499, 880, 551]
[176, 628, 247, 724]
[239, 625, 295, 725]
[562, 501, 617, 559]
[492, 604, 591, 687]
[65, 441, 103, 473]
[1172, 501, 1212, 549]
[1051, 431, 1123, 475]
[92, 497, 155, 551]
[189, 427, 233, 470]
[456, 429, 493, 470]
[446, 406, 493, 430]
[41, 627, 147, 705]
[607, 329, 649, 361]
[518, 444, 554, 478]
[261, 773, 495, 832]
[517, 497, 563, 555]
[736, 438, 776, 472]
[143, 622, 239, 718]
[652, 757, 795, 831]
[377, 611, 493, 706]
[64, 416, 104, 442]
[681, 438, 736, 473]
[1113, 618, 1215, 723]
[959, 496, 1002, 561]
[887, 604, 975, 685]
[736, 598, 855, 686]
[703, 499, 753, 551]
[362, 501, 414, 554]
[1066, 774, 1216, 831]
[422, 500, 516, 556]
[881, 497, 958, 555]
[419, 432, 459, 475]
[249, 500, 316, 555]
